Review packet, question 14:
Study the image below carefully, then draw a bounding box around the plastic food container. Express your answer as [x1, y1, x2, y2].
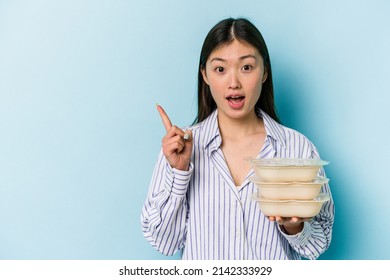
[249, 176, 329, 200]
[252, 194, 330, 218]
[247, 158, 329, 182]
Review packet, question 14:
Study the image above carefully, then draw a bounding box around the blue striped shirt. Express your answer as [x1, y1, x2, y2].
[141, 109, 334, 260]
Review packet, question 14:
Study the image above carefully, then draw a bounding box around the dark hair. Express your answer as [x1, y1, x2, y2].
[195, 17, 280, 123]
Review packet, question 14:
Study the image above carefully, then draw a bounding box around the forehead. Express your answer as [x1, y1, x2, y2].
[209, 39, 262, 62]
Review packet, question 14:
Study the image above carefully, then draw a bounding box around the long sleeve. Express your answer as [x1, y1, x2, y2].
[141, 150, 193, 256]
[141, 110, 335, 260]
[278, 149, 335, 260]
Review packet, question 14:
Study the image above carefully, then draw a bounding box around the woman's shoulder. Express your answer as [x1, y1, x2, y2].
[184, 110, 218, 133]
[261, 110, 318, 152]
[183, 119, 212, 142]
[281, 124, 315, 145]
[182, 120, 205, 134]
[181, 111, 220, 149]
[278, 124, 320, 158]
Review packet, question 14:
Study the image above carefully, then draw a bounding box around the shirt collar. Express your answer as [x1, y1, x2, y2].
[258, 109, 286, 148]
[200, 108, 286, 150]
[201, 109, 221, 151]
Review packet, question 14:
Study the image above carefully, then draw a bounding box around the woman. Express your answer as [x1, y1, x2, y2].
[141, 18, 334, 260]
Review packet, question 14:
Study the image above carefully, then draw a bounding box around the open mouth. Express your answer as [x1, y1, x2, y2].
[226, 95, 245, 104]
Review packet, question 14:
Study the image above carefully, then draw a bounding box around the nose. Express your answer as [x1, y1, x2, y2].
[228, 70, 241, 89]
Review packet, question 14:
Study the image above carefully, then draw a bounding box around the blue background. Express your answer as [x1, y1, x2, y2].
[1, 0, 389, 260]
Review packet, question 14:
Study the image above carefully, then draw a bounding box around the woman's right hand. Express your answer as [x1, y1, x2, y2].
[156, 104, 193, 171]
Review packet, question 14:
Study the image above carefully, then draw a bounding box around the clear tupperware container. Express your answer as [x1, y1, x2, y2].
[249, 175, 329, 200]
[251, 193, 330, 218]
[247, 158, 329, 182]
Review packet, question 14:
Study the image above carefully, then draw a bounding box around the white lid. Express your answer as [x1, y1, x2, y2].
[251, 193, 330, 203]
[246, 157, 329, 167]
[249, 175, 329, 185]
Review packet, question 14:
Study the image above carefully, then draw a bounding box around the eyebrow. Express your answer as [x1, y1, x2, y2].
[210, 54, 258, 63]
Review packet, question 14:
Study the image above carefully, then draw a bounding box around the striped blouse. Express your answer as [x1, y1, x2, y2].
[141, 109, 334, 260]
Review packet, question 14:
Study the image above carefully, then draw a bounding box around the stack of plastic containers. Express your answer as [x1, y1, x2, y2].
[248, 158, 330, 217]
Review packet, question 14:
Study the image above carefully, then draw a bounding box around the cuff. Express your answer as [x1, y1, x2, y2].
[165, 162, 194, 196]
[279, 221, 311, 247]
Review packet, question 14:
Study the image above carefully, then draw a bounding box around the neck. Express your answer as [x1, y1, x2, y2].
[217, 109, 263, 140]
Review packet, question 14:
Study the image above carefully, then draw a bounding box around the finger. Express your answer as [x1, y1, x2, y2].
[177, 142, 184, 153]
[165, 140, 185, 155]
[163, 126, 185, 141]
[156, 104, 172, 132]
[182, 130, 192, 145]
[267, 216, 275, 221]
[183, 129, 192, 142]
[163, 134, 185, 153]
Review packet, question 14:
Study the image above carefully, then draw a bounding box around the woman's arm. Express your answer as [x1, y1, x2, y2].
[141, 151, 193, 256]
[278, 149, 335, 259]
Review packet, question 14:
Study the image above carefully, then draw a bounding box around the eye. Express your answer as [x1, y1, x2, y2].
[215, 66, 225, 73]
[242, 65, 253, 71]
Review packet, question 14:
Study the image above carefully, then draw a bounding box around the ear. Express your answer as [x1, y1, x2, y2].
[201, 67, 210, 85]
[262, 70, 268, 83]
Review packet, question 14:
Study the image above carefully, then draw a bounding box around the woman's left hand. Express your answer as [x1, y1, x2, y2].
[267, 216, 311, 235]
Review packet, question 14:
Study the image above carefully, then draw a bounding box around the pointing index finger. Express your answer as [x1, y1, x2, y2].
[156, 104, 172, 132]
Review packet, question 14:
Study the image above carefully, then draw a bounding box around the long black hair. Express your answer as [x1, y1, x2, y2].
[195, 17, 280, 123]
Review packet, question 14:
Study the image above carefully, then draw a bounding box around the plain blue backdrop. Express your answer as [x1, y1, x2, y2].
[1, 0, 389, 260]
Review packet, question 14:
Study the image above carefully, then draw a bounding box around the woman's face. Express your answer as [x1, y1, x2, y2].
[202, 39, 267, 121]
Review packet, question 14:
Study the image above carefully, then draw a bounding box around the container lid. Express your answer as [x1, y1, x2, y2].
[251, 193, 330, 203]
[249, 175, 329, 185]
[246, 157, 329, 167]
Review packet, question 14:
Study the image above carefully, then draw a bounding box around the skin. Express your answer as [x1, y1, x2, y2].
[201, 39, 267, 189]
[156, 104, 192, 171]
[157, 39, 309, 235]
